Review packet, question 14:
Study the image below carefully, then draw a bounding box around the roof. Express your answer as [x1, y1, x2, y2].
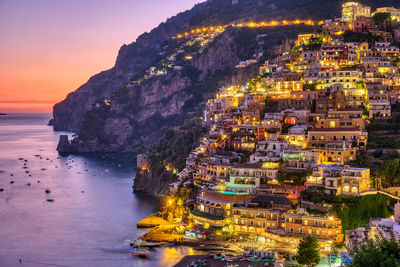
[309, 127, 361, 132]
[191, 209, 224, 221]
[251, 195, 292, 205]
[199, 195, 236, 204]
[234, 163, 263, 169]
[334, 108, 362, 112]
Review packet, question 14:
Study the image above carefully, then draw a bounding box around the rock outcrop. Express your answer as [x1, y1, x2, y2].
[52, 9, 196, 132]
[133, 170, 177, 196]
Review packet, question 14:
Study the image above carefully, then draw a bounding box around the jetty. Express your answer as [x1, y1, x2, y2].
[137, 214, 169, 228]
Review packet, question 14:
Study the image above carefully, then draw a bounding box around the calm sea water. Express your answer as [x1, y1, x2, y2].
[0, 114, 195, 267]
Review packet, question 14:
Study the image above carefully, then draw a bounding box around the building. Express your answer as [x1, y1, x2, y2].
[342, 2, 371, 23]
[287, 125, 308, 148]
[192, 190, 252, 227]
[193, 159, 233, 183]
[327, 108, 365, 129]
[318, 69, 362, 90]
[232, 195, 292, 234]
[250, 140, 288, 163]
[315, 85, 347, 113]
[308, 127, 368, 148]
[285, 211, 344, 243]
[323, 18, 350, 35]
[308, 164, 370, 195]
[229, 125, 265, 152]
[316, 142, 357, 165]
[353, 16, 377, 32]
[227, 163, 279, 192]
[320, 43, 350, 69]
[137, 153, 150, 170]
[281, 149, 320, 170]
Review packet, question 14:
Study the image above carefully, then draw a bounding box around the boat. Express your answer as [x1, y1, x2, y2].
[133, 248, 150, 259]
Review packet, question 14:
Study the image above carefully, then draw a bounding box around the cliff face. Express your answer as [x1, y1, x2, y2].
[53, 9, 195, 131]
[133, 170, 177, 196]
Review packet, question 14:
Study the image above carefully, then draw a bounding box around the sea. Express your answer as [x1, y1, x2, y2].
[0, 114, 198, 267]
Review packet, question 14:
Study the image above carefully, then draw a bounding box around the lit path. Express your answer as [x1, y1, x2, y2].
[175, 19, 324, 38]
[360, 190, 400, 201]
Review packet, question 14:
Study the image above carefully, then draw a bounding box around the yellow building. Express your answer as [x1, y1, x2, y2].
[323, 165, 370, 195]
[316, 143, 357, 165]
[285, 212, 344, 243]
[308, 127, 368, 148]
[327, 108, 365, 129]
[342, 2, 371, 23]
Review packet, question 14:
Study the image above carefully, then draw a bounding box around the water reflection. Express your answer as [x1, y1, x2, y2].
[0, 114, 191, 267]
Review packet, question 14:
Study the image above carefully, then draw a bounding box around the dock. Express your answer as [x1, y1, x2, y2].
[137, 215, 169, 228]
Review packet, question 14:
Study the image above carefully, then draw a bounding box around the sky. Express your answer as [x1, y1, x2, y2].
[0, 0, 203, 113]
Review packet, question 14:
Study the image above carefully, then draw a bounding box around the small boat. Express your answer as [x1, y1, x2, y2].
[133, 248, 150, 259]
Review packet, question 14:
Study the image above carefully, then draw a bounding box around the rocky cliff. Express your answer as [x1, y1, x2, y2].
[133, 170, 177, 196]
[53, 8, 196, 131]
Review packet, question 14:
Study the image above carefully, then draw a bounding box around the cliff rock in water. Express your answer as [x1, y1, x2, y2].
[133, 170, 177, 196]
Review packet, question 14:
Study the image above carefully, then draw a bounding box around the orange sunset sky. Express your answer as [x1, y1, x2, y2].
[0, 0, 201, 113]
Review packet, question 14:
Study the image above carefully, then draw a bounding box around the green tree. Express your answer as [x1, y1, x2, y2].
[372, 12, 392, 31]
[297, 235, 320, 266]
[379, 159, 400, 186]
[352, 237, 400, 267]
[301, 36, 323, 51]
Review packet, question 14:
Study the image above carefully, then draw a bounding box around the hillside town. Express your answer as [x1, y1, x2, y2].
[136, 2, 400, 266]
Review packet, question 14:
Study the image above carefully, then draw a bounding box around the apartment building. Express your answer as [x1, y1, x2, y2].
[308, 127, 368, 148]
[285, 212, 344, 243]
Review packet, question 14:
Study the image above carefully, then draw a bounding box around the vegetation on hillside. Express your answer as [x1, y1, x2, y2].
[301, 188, 396, 231]
[352, 237, 400, 267]
[146, 117, 207, 172]
[277, 170, 310, 185]
[332, 194, 395, 231]
[187, 0, 397, 27]
[79, 102, 113, 144]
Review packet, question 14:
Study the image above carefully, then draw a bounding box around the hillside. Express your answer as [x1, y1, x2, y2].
[53, 0, 396, 150]
[58, 24, 313, 153]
